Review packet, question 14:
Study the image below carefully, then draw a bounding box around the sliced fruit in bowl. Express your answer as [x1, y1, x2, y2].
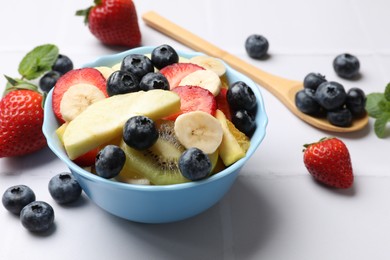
[42, 45, 268, 223]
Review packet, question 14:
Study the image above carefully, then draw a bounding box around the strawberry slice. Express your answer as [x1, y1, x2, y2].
[72, 147, 99, 167]
[215, 88, 232, 120]
[165, 85, 217, 121]
[160, 63, 204, 90]
[52, 68, 108, 123]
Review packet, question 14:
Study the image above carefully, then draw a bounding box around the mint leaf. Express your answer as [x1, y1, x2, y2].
[366, 92, 385, 118]
[18, 44, 59, 80]
[385, 83, 390, 101]
[374, 112, 390, 138]
[379, 99, 390, 112]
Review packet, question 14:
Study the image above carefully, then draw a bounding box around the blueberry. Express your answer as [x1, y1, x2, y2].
[151, 44, 179, 70]
[314, 81, 347, 110]
[245, 34, 269, 59]
[52, 54, 73, 75]
[295, 88, 322, 115]
[2, 185, 35, 215]
[346, 87, 366, 117]
[179, 148, 211, 181]
[327, 108, 353, 127]
[95, 145, 126, 179]
[227, 81, 257, 111]
[231, 109, 256, 137]
[20, 201, 54, 233]
[123, 116, 158, 150]
[333, 53, 360, 79]
[139, 72, 170, 91]
[303, 72, 327, 91]
[48, 172, 82, 204]
[39, 71, 62, 92]
[121, 54, 154, 81]
[106, 70, 140, 96]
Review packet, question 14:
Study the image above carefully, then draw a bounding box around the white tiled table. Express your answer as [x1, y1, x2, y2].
[1, 1, 389, 259]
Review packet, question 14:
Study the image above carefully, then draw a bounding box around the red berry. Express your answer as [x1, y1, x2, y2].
[52, 68, 108, 124]
[159, 63, 204, 90]
[72, 148, 99, 167]
[165, 85, 217, 121]
[0, 90, 46, 157]
[76, 0, 141, 48]
[303, 137, 353, 189]
[215, 88, 232, 120]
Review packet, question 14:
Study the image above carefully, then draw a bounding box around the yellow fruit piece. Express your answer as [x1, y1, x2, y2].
[55, 122, 69, 145]
[95, 66, 115, 80]
[226, 119, 250, 152]
[63, 90, 181, 160]
[111, 62, 121, 71]
[215, 109, 246, 166]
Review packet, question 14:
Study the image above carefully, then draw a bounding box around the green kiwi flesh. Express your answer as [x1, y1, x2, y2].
[119, 120, 219, 185]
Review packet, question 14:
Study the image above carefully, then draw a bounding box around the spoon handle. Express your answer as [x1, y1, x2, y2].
[142, 11, 302, 101]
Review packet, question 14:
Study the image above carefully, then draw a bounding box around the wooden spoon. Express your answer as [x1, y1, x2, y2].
[142, 11, 368, 133]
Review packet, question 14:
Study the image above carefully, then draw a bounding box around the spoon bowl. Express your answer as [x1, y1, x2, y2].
[143, 11, 369, 133]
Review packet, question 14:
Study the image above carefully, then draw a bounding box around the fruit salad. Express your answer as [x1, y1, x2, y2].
[53, 45, 258, 185]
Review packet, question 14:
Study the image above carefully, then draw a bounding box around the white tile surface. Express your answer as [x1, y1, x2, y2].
[1, 0, 390, 259]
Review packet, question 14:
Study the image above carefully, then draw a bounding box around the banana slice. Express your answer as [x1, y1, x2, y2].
[60, 83, 106, 122]
[178, 69, 221, 96]
[189, 56, 226, 77]
[174, 111, 223, 154]
[111, 62, 122, 71]
[95, 66, 115, 80]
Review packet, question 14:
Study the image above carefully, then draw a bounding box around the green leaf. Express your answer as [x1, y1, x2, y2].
[385, 83, 390, 101]
[3, 75, 39, 96]
[379, 100, 390, 112]
[18, 44, 59, 80]
[366, 93, 385, 118]
[374, 112, 390, 138]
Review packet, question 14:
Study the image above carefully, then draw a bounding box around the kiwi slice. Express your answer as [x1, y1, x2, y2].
[120, 121, 189, 185]
[119, 120, 220, 185]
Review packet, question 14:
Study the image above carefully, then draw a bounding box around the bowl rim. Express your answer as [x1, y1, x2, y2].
[43, 46, 268, 192]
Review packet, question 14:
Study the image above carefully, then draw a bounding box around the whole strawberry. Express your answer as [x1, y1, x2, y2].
[76, 0, 141, 48]
[0, 90, 46, 157]
[303, 137, 353, 189]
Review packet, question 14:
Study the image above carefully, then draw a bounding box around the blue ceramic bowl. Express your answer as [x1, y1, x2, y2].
[42, 46, 268, 223]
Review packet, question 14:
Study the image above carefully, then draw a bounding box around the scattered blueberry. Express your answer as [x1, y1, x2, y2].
[333, 53, 360, 79]
[245, 34, 269, 59]
[231, 109, 256, 137]
[123, 116, 159, 150]
[95, 145, 126, 179]
[346, 87, 366, 117]
[48, 173, 82, 204]
[20, 201, 54, 233]
[139, 72, 170, 91]
[2, 185, 36, 215]
[327, 108, 353, 127]
[52, 54, 73, 75]
[314, 81, 347, 110]
[151, 44, 179, 70]
[106, 70, 140, 96]
[121, 54, 154, 81]
[227, 81, 257, 111]
[303, 72, 327, 91]
[39, 71, 62, 92]
[295, 88, 322, 115]
[179, 148, 211, 181]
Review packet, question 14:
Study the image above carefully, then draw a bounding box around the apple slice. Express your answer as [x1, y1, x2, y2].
[63, 90, 180, 160]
